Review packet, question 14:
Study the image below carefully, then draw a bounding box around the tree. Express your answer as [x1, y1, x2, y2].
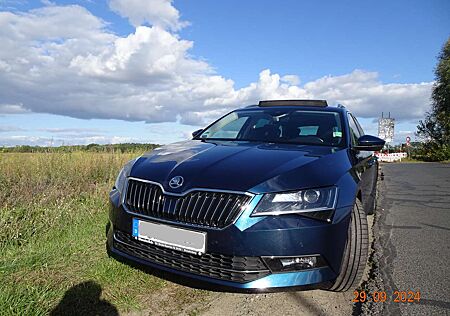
[416, 38, 450, 161]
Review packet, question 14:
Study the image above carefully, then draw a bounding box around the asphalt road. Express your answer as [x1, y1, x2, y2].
[363, 162, 450, 315]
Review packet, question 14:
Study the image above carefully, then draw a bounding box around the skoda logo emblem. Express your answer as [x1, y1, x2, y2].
[169, 176, 184, 189]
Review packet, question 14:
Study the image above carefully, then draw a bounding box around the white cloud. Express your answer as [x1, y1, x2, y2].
[70, 25, 210, 85]
[38, 127, 104, 133]
[281, 75, 301, 86]
[204, 69, 433, 122]
[41, 0, 56, 6]
[0, 104, 30, 114]
[108, 0, 188, 31]
[0, 2, 434, 132]
[301, 70, 433, 120]
[0, 125, 26, 132]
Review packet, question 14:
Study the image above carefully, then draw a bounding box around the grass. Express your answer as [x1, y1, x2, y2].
[397, 157, 424, 163]
[0, 152, 171, 315]
[395, 157, 450, 163]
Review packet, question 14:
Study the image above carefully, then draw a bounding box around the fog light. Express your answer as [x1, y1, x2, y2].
[281, 256, 317, 269]
[262, 255, 326, 272]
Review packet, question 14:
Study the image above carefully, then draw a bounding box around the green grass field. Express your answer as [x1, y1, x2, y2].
[0, 151, 203, 315]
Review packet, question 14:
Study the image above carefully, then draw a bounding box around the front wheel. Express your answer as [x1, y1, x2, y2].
[367, 192, 377, 215]
[329, 199, 369, 292]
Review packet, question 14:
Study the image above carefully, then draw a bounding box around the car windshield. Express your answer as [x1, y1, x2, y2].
[198, 109, 345, 147]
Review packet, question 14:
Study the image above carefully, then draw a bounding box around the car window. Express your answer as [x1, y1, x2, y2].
[202, 115, 248, 139]
[348, 114, 361, 145]
[200, 109, 345, 147]
[352, 115, 365, 136]
[254, 118, 271, 128]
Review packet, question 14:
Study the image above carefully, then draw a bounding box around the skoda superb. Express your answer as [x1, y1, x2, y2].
[107, 100, 384, 291]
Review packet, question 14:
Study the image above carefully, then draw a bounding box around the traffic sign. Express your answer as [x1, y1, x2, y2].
[406, 136, 411, 147]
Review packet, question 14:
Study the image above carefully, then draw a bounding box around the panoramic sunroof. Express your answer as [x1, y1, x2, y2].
[258, 100, 328, 107]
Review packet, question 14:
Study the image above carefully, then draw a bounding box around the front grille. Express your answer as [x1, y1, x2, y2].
[113, 230, 270, 283]
[124, 179, 252, 228]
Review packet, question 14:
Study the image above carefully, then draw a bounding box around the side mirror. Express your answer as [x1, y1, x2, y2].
[192, 129, 203, 138]
[354, 135, 385, 151]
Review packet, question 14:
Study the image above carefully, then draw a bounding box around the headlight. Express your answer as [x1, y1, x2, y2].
[251, 187, 338, 217]
[114, 158, 139, 194]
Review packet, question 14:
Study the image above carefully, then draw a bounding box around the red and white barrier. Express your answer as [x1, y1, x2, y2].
[375, 152, 407, 162]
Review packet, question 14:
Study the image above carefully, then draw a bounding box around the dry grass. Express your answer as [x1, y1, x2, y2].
[0, 152, 135, 247]
[0, 151, 173, 315]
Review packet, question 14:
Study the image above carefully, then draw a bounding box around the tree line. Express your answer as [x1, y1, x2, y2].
[0, 143, 160, 153]
[415, 37, 450, 161]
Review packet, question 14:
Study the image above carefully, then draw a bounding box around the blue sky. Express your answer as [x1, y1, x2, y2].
[0, 0, 449, 146]
[177, 0, 449, 85]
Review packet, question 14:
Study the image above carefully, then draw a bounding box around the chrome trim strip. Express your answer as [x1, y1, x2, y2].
[261, 254, 322, 259]
[112, 232, 270, 274]
[126, 177, 255, 198]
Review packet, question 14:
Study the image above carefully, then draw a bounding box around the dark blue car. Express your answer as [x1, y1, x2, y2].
[107, 100, 385, 291]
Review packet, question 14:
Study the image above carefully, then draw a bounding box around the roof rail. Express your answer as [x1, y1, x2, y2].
[258, 100, 328, 107]
[337, 103, 346, 109]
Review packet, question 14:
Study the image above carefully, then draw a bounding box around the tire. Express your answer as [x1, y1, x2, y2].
[329, 199, 369, 292]
[367, 192, 377, 215]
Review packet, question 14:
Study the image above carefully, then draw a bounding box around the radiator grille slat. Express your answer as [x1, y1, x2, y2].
[132, 181, 139, 210]
[124, 179, 252, 228]
[146, 187, 154, 215]
[137, 183, 142, 211]
[210, 194, 225, 226]
[144, 186, 150, 215]
[216, 197, 233, 226]
[203, 193, 217, 223]
[127, 181, 135, 209]
[196, 193, 209, 224]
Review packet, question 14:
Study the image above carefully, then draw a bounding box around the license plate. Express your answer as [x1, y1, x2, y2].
[132, 218, 206, 255]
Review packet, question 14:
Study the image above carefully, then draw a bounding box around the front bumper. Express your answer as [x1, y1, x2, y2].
[108, 188, 352, 290]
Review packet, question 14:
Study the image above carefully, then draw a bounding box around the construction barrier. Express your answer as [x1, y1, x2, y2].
[375, 152, 407, 162]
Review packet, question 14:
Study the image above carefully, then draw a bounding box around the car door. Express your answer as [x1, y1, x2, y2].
[352, 114, 378, 212]
[347, 113, 375, 213]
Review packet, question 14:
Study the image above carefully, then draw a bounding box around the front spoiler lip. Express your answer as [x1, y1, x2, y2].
[107, 229, 335, 292]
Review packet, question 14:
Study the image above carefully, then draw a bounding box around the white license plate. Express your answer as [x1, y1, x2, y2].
[132, 218, 206, 254]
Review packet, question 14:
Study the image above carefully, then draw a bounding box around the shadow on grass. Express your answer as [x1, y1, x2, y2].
[50, 281, 118, 316]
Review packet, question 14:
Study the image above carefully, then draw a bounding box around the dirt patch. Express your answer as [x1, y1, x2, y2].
[125, 282, 209, 316]
[198, 290, 354, 316]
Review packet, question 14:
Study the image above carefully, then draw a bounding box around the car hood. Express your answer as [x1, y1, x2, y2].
[130, 140, 350, 194]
